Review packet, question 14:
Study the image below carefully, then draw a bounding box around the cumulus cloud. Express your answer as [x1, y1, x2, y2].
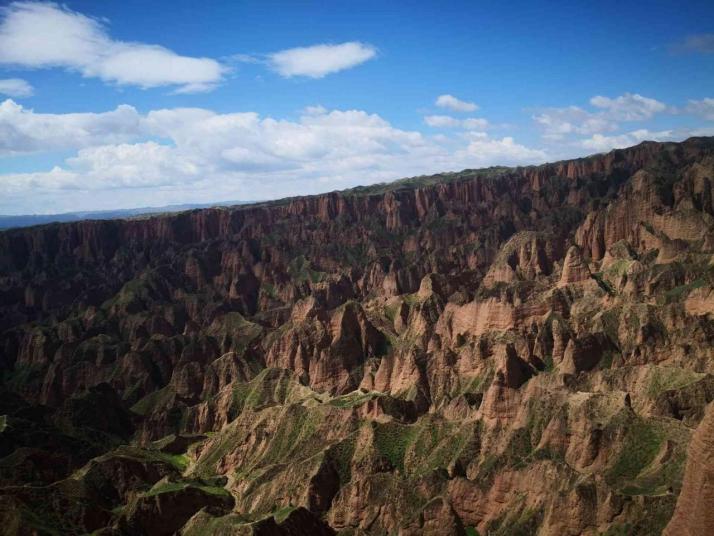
[2, 141, 201, 194]
[685, 98, 714, 120]
[579, 129, 674, 152]
[0, 78, 33, 97]
[533, 106, 616, 139]
[0, 99, 548, 212]
[0, 99, 144, 155]
[533, 93, 668, 140]
[589, 93, 667, 121]
[457, 132, 546, 165]
[268, 42, 376, 78]
[424, 114, 488, 129]
[424, 114, 460, 128]
[0, 1, 225, 92]
[67, 142, 201, 188]
[435, 94, 477, 112]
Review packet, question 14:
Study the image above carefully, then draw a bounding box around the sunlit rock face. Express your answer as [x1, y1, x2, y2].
[1, 137, 714, 535]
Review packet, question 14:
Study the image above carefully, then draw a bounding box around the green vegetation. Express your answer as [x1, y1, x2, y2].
[602, 523, 633, 536]
[179, 511, 251, 535]
[599, 351, 615, 370]
[502, 427, 536, 470]
[101, 270, 167, 311]
[287, 255, 326, 284]
[604, 258, 633, 279]
[372, 421, 415, 472]
[208, 312, 263, 355]
[342, 167, 511, 197]
[130, 385, 175, 416]
[647, 366, 704, 398]
[486, 505, 543, 536]
[272, 505, 297, 523]
[406, 417, 478, 476]
[607, 420, 663, 485]
[449, 372, 492, 400]
[157, 452, 190, 472]
[606, 416, 687, 497]
[328, 390, 382, 408]
[327, 434, 358, 485]
[144, 480, 187, 496]
[144, 480, 231, 498]
[630, 495, 678, 535]
[662, 278, 705, 302]
[475, 400, 568, 484]
[599, 306, 622, 345]
[591, 272, 616, 295]
[261, 282, 278, 299]
[600, 495, 678, 535]
[383, 301, 402, 322]
[230, 368, 312, 415]
[194, 404, 323, 482]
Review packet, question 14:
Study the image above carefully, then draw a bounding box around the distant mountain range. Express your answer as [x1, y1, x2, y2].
[0, 201, 251, 230]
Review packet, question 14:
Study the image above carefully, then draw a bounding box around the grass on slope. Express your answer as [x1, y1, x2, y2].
[606, 416, 689, 496]
[144, 480, 231, 498]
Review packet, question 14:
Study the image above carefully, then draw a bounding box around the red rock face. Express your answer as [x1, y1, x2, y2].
[1, 137, 714, 535]
[665, 402, 714, 536]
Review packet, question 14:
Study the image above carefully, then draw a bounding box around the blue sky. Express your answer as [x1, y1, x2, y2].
[0, 0, 713, 214]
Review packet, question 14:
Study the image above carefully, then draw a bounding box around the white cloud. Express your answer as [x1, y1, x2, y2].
[1, 141, 201, 193]
[424, 114, 460, 128]
[0, 78, 33, 97]
[579, 129, 674, 152]
[303, 105, 328, 116]
[533, 106, 616, 139]
[533, 93, 668, 140]
[268, 42, 376, 78]
[435, 94, 477, 112]
[0, 99, 548, 213]
[0, 1, 225, 92]
[458, 132, 547, 165]
[589, 93, 667, 121]
[462, 118, 490, 129]
[0, 98, 144, 155]
[685, 98, 714, 120]
[424, 114, 488, 129]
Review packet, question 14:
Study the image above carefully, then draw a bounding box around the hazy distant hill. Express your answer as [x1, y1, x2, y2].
[0, 201, 251, 230]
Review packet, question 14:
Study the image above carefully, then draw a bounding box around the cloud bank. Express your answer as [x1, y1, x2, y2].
[0, 99, 547, 213]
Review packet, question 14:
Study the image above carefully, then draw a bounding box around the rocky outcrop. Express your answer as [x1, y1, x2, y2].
[664, 403, 714, 536]
[558, 245, 592, 287]
[119, 481, 234, 536]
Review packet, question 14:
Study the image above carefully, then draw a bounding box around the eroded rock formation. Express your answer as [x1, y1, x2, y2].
[1, 137, 714, 534]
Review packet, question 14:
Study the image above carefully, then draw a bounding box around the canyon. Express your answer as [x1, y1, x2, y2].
[1, 137, 714, 535]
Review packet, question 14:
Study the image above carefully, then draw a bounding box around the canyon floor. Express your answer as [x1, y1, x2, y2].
[1, 137, 714, 535]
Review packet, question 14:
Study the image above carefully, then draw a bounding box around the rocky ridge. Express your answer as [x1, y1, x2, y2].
[1, 137, 714, 534]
